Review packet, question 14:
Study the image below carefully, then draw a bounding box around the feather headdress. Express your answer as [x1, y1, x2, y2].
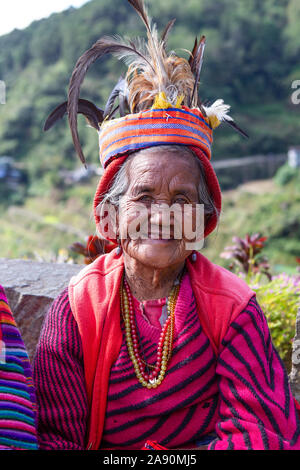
[44, 0, 248, 168]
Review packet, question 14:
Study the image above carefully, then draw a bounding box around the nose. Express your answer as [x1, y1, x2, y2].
[148, 203, 175, 238]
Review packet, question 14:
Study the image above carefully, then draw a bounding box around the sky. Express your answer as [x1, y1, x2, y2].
[0, 0, 91, 36]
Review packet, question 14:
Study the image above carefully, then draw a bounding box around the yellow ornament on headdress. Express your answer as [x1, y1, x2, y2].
[152, 91, 184, 110]
[206, 114, 221, 129]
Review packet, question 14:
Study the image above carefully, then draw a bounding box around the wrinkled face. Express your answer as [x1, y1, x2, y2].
[117, 148, 203, 269]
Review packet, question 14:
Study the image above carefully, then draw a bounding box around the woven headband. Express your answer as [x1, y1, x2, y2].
[99, 107, 213, 168]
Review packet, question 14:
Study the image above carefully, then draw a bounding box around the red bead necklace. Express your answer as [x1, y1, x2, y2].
[121, 274, 182, 389]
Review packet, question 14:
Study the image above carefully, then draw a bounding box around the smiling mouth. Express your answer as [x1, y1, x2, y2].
[133, 224, 177, 241]
[142, 232, 176, 241]
[146, 237, 174, 241]
[145, 230, 175, 240]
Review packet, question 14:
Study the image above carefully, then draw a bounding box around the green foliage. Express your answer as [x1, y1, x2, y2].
[285, 0, 300, 56]
[218, 217, 300, 369]
[0, 182, 27, 208]
[220, 227, 300, 370]
[274, 163, 300, 186]
[203, 173, 300, 270]
[248, 273, 300, 370]
[0, 0, 299, 194]
[0, 180, 96, 260]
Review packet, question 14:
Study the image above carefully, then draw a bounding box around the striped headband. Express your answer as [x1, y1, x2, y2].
[99, 106, 213, 169]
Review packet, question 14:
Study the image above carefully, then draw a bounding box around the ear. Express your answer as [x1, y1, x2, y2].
[95, 201, 119, 242]
[44, 99, 104, 131]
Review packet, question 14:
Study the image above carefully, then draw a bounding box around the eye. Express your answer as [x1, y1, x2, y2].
[173, 196, 189, 204]
[137, 194, 153, 202]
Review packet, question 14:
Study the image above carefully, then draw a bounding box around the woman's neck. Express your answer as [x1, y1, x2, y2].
[123, 255, 185, 301]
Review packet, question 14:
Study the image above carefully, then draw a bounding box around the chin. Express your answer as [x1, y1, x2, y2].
[126, 238, 186, 268]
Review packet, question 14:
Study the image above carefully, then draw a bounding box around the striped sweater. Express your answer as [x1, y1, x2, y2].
[0, 286, 38, 450]
[33, 273, 300, 450]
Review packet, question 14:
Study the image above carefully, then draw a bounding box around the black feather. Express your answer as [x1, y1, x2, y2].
[225, 120, 249, 139]
[190, 35, 205, 106]
[189, 37, 198, 66]
[44, 99, 103, 132]
[67, 36, 154, 166]
[44, 101, 68, 131]
[103, 77, 126, 119]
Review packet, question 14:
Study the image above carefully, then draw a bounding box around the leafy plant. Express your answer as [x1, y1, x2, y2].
[221, 233, 300, 370]
[220, 233, 271, 280]
[274, 163, 300, 186]
[249, 272, 300, 371]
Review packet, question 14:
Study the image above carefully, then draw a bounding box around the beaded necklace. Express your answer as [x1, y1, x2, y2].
[120, 270, 184, 389]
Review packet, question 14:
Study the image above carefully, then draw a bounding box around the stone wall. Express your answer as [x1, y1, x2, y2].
[0, 257, 300, 403]
[0, 258, 82, 361]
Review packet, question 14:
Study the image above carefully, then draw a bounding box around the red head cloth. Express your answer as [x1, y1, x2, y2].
[93, 106, 222, 242]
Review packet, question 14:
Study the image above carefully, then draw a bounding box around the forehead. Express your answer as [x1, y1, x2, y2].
[127, 148, 200, 185]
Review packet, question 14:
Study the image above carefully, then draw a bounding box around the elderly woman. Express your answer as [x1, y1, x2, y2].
[34, 1, 300, 450]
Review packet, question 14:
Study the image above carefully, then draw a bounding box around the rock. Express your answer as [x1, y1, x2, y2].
[290, 307, 300, 403]
[0, 258, 82, 362]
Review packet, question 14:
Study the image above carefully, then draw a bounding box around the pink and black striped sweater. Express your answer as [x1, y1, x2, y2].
[33, 271, 300, 450]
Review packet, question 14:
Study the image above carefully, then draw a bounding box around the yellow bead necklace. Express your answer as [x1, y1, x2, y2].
[120, 272, 183, 389]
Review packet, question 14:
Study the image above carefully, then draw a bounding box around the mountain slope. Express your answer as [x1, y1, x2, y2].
[0, 0, 299, 193]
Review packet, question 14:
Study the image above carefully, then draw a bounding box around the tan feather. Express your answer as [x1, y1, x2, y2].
[161, 18, 176, 46]
[166, 56, 195, 106]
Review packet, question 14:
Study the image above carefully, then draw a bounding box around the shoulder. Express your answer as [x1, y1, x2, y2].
[47, 286, 71, 315]
[223, 296, 270, 342]
[41, 287, 74, 337]
[69, 249, 123, 288]
[37, 286, 82, 357]
[188, 252, 254, 303]
[187, 254, 255, 353]
[68, 250, 124, 325]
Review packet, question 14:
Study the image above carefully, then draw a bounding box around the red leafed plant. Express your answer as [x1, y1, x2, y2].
[220, 233, 271, 280]
[70, 235, 116, 264]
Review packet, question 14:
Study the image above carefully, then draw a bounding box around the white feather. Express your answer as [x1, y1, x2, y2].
[203, 99, 233, 122]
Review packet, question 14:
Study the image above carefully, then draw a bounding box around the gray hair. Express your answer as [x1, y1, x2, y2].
[97, 145, 219, 234]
